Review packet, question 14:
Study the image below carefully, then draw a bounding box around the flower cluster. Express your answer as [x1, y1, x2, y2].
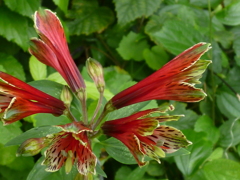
[1, 9, 211, 178]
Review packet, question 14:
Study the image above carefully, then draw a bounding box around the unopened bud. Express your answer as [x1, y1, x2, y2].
[17, 138, 46, 156]
[61, 86, 73, 107]
[86, 57, 105, 93]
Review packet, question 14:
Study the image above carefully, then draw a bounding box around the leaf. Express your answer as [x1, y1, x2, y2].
[203, 159, 240, 180]
[125, 165, 148, 180]
[143, 45, 169, 70]
[146, 161, 165, 177]
[0, 121, 22, 145]
[0, 7, 32, 51]
[113, 0, 161, 25]
[216, 1, 240, 26]
[165, 148, 191, 158]
[103, 66, 133, 94]
[167, 102, 199, 130]
[95, 162, 107, 178]
[217, 92, 240, 118]
[107, 101, 149, 121]
[149, 19, 205, 55]
[32, 114, 71, 127]
[5, 126, 62, 146]
[29, 56, 47, 80]
[0, 53, 25, 81]
[115, 166, 132, 180]
[0, 144, 18, 165]
[3, 0, 40, 17]
[117, 32, 149, 61]
[28, 80, 64, 99]
[174, 130, 213, 176]
[194, 115, 220, 144]
[53, 0, 69, 14]
[67, 0, 114, 35]
[206, 147, 223, 161]
[218, 118, 240, 147]
[103, 137, 137, 165]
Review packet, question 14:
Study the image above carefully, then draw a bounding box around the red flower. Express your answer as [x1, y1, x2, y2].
[29, 9, 85, 93]
[0, 72, 66, 125]
[101, 106, 191, 166]
[106, 43, 211, 111]
[18, 122, 97, 175]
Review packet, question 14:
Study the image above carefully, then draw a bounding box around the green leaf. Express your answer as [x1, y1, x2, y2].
[194, 115, 220, 144]
[5, 126, 62, 146]
[174, 130, 213, 176]
[125, 165, 148, 180]
[0, 7, 32, 51]
[53, 0, 69, 14]
[67, 0, 114, 35]
[167, 102, 199, 130]
[115, 166, 132, 180]
[203, 159, 240, 180]
[218, 118, 240, 147]
[3, 0, 40, 17]
[206, 147, 223, 161]
[103, 137, 137, 165]
[0, 144, 18, 165]
[217, 92, 240, 118]
[107, 101, 149, 121]
[0, 53, 25, 81]
[143, 45, 169, 70]
[0, 121, 22, 145]
[29, 56, 47, 80]
[32, 114, 71, 127]
[117, 32, 149, 61]
[165, 148, 191, 158]
[28, 80, 64, 99]
[146, 161, 165, 177]
[149, 19, 205, 55]
[96, 162, 107, 178]
[113, 0, 161, 25]
[216, 1, 240, 26]
[103, 66, 133, 94]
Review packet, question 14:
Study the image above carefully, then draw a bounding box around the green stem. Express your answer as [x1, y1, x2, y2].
[90, 91, 104, 125]
[65, 106, 78, 122]
[92, 109, 108, 130]
[77, 89, 88, 125]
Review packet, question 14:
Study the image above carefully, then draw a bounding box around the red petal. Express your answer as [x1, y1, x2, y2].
[34, 10, 85, 91]
[0, 72, 65, 109]
[110, 43, 211, 109]
[2, 97, 63, 125]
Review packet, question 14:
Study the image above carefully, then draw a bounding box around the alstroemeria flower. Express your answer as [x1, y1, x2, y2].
[29, 9, 85, 93]
[0, 72, 66, 125]
[18, 122, 97, 175]
[105, 43, 211, 111]
[101, 106, 191, 166]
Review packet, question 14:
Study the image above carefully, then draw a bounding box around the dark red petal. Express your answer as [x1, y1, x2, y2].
[2, 97, 63, 125]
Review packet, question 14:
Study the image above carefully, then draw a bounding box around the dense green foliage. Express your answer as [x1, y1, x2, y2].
[1, 0, 240, 179]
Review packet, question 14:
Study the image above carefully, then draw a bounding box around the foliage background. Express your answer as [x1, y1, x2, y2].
[1, 0, 240, 179]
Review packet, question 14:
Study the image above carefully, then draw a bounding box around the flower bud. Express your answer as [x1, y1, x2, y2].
[60, 85, 73, 107]
[17, 138, 46, 156]
[86, 57, 105, 93]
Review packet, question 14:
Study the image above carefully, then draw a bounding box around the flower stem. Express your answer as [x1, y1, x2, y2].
[77, 89, 88, 125]
[65, 106, 78, 122]
[90, 92, 104, 126]
[92, 109, 108, 130]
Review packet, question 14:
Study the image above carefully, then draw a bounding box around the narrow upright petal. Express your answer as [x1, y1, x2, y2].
[29, 9, 85, 93]
[106, 43, 211, 110]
